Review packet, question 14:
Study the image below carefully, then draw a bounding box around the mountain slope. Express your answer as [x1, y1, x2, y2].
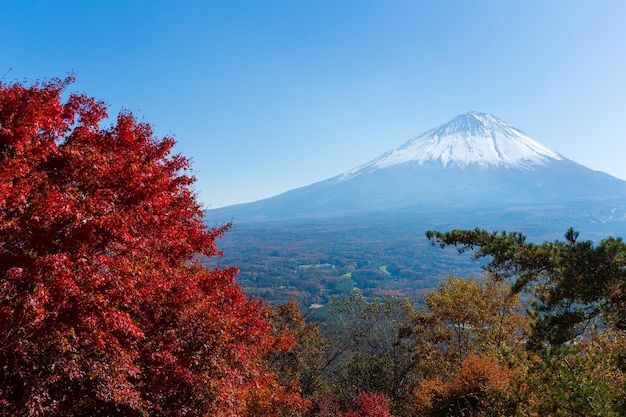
[206, 113, 626, 227]
[206, 112, 626, 305]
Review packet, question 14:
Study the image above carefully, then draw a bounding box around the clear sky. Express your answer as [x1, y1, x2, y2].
[2, 1, 626, 208]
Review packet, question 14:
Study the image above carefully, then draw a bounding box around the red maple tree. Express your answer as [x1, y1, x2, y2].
[307, 392, 394, 417]
[0, 78, 305, 416]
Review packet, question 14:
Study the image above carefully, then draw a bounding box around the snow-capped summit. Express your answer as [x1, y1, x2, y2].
[343, 112, 563, 178]
[207, 112, 626, 224]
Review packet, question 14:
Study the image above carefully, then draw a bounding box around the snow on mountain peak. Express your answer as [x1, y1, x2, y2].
[342, 112, 563, 178]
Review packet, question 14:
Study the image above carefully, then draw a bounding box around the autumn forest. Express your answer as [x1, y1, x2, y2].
[1, 79, 625, 416]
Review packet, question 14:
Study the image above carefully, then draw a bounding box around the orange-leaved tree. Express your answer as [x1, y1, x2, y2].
[0, 78, 305, 416]
[413, 354, 521, 417]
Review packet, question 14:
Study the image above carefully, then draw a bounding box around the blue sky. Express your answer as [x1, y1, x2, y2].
[2, 1, 626, 208]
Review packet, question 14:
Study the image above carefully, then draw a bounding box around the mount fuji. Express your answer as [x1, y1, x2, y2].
[207, 112, 626, 232]
[342, 112, 562, 174]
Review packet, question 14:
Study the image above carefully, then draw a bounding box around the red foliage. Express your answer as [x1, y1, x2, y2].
[0, 78, 304, 416]
[308, 392, 393, 417]
[344, 392, 394, 417]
